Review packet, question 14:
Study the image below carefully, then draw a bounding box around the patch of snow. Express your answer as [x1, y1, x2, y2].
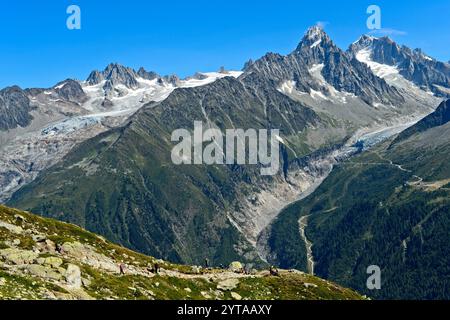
[278, 81, 298, 95]
[54, 83, 66, 90]
[356, 49, 399, 78]
[81, 71, 243, 114]
[310, 39, 321, 48]
[181, 71, 243, 88]
[309, 64, 325, 75]
[372, 102, 383, 109]
[307, 64, 356, 103]
[310, 89, 329, 101]
[356, 48, 440, 105]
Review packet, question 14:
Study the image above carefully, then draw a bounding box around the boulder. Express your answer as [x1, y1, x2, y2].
[65, 264, 82, 289]
[230, 292, 242, 300]
[61, 242, 86, 259]
[191, 266, 201, 274]
[0, 248, 38, 265]
[44, 239, 56, 252]
[37, 256, 63, 268]
[217, 278, 240, 291]
[0, 221, 23, 234]
[288, 269, 304, 274]
[32, 234, 46, 242]
[26, 264, 63, 281]
[228, 261, 243, 273]
[62, 242, 118, 272]
[82, 277, 91, 288]
[304, 283, 318, 289]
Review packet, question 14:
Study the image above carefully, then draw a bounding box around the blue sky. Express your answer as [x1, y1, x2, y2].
[1, 0, 449, 88]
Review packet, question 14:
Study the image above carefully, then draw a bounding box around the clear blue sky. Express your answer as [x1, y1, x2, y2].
[1, 0, 449, 88]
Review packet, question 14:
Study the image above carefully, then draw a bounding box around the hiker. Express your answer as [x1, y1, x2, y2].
[148, 262, 159, 274]
[119, 263, 126, 275]
[269, 266, 279, 276]
[55, 243, 64, 254]
[204, 258, 209, 269]
[244, 265, 251, 275]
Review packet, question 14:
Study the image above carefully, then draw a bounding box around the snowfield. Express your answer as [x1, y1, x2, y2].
[355, 48, 438, 107]
[81, 71, 243, 113]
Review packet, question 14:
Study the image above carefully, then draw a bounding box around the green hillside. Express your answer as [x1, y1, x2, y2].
[267, 104, 450, 299]
[0, 205, 362, 300]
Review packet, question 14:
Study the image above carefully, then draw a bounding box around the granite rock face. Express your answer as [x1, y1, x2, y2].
[87, 63, 139, 89]
[349, 35, 450, 97]
[137, 67, 159, 81]
[53, 79, 88, 104]
[0, 86, 33, 131]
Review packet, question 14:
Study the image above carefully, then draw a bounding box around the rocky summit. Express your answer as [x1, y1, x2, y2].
[0, 86, 33, 131]
[0, 205, 362, 300]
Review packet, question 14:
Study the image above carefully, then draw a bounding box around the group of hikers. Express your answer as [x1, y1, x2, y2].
[117, 258, 280, 276]
[51, 238, 280, 278]
[118, 262, 160, 276]
[206, 258, 280, 276]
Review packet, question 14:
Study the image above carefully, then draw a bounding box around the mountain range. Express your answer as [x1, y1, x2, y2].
[1, 26, 450, 299]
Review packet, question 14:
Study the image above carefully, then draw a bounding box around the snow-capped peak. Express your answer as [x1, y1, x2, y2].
[296, 25, 332, 51]
[305, 25, 326, 40]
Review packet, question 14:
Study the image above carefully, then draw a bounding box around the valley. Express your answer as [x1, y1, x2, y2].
[254, 111, 433, 264]
[298, 215, 314, 275]
[266, 100, 450, 299]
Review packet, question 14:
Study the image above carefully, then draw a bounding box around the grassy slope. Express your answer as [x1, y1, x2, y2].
[0, 205, 362, 300]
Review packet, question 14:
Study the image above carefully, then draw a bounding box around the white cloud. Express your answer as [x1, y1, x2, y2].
[368, 28, 407, 36]
[315, 21, 329, 29]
